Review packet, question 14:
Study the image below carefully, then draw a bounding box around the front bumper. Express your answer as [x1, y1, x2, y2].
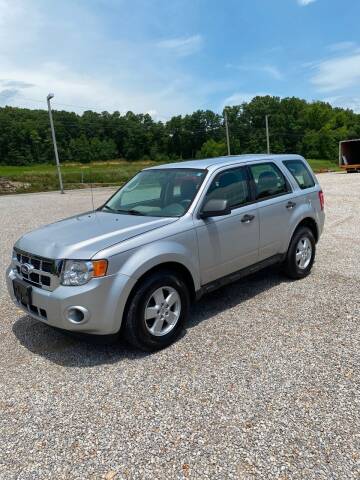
[6, 266, 136, 335]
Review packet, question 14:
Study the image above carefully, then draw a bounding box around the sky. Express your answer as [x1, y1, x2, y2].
[0, 0, 359, 119]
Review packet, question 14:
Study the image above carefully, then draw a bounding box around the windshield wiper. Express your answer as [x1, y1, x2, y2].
[122, 209, 145, 216]
[102, 205, 116, 212]
[102, 205, 145, 216]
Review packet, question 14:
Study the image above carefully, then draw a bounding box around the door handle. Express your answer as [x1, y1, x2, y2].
[241, 214, 255, 223]
[286, 201, 296, 209]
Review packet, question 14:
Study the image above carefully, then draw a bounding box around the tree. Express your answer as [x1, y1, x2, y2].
[196, 139, 227, 158]
[0, 96, 357, 165]
[69, 135, 92, 163]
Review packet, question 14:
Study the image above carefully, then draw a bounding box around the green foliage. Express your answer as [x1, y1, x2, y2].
[222, 96, 360, 161]
[0, 96, 359, 167]
[196, 139, 227, 158]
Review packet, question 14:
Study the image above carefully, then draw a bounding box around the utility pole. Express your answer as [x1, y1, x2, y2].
[265, 114, 270, 154]
[224, 109, 231, 156]
[47, 93, 64, 194]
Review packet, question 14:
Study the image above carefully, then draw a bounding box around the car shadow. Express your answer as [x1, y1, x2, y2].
[12, 266, 288, 368]
[188, 265, 290, 328]
[12, 316, 147, 368]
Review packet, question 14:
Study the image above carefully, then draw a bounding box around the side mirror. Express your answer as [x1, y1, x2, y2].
[199, 199, 231, 219]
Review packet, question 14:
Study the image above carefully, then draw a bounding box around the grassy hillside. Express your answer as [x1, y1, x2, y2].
[0, 158, 340, 194]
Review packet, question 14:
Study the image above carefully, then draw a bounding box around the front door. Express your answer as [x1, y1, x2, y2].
[194, 166, 259, 285]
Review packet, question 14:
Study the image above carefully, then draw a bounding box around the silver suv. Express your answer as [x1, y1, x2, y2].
[6, 154, 325, 350]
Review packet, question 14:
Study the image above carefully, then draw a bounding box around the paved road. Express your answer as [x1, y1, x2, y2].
[0, 174, 359, 479]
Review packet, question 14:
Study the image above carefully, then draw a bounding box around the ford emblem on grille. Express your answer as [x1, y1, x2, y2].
[21, 263, 34, 275]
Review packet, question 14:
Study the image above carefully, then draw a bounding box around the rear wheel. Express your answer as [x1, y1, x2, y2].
[283, 226, 316, 279]
[123, 270, 190, 351]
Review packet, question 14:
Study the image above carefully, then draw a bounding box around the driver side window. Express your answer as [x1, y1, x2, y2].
[204, 167, 250, 209]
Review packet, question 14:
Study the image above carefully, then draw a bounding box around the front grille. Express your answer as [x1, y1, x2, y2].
[14, 249, 61, 291]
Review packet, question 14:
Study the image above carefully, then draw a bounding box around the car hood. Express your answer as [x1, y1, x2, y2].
[15, 211, 177, 259]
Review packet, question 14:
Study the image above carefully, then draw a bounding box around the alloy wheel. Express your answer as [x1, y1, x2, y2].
[295, 236, 312, 269]
[144, 286, 181, 336]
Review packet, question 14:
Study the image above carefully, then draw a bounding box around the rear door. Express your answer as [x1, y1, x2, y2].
[283, 158, 325, 234]
[248, 162, 296, 261]
[194, 165, 259, 285]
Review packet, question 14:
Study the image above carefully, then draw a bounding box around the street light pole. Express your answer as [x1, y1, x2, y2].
[224, 109, 231, 156]
[265, 114, 270, 154]
[47, 93, 64, 194]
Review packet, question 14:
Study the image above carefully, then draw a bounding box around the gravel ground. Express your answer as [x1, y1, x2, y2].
[0, 173, 359, 479]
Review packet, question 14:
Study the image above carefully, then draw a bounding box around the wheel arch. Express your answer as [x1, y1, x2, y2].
[119, 261, 196, 334]
[282, 215, 319, 257]
[294, 217, 319, 243]
[131, 261, 196, 300]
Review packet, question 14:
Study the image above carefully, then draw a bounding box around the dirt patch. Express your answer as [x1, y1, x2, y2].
[0, 177, 31, 193]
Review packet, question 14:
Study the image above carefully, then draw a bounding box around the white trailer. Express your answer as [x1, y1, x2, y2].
[339, 139, 360, 173]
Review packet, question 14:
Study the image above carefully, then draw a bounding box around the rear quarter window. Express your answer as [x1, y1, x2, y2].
[283, 160, 315, 190]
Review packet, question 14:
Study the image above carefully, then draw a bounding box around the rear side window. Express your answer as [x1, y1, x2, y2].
[283, 160, 315, 190]
[249, 162, 290, 200]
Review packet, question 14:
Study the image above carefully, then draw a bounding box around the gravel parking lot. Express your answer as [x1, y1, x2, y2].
[0, 172, 359, 479]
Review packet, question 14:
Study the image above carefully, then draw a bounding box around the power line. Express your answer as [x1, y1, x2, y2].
[14, 94, 130, 113]
[0, 113, 311, 139]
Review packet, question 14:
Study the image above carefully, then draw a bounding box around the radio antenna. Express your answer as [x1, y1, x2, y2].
[89, 168, 95, 213]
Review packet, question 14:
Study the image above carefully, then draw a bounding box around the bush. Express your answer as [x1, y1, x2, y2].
[154, 153, 170, 163]
[196, 139, 227, 159]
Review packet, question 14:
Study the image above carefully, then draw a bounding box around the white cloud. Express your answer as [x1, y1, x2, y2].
[222, 92, 271, 109]
[226, 63, 283, 80]
[328, 41, 357, 52]
[297, 0, 316, 6]
[0, 80, 34, 88]
[0, 88, 18, 104]
[323, 95, 360, 113]
[311, 53, 360, 92]
[156, 34, 203, 57]
[0, 61, 204, 119]
[262, 65, 283, 80]
[0, 1, 207, 118]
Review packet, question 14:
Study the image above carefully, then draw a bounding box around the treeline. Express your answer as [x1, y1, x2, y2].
[1, 95, 360, 165]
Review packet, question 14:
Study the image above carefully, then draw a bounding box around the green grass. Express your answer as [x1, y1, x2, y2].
[307, 159, 341, 172]
[0, 160, 160, 194]
[0, 158, 340, 194]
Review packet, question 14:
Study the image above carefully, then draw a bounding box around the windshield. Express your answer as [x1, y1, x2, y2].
[103, 168, 207, 217]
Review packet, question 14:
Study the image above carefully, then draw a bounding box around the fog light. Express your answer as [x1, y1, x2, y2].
[65, 306, 89, 324]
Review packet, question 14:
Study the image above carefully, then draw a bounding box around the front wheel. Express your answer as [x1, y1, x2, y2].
[123, 270, 190, 351]
[283, 226, 316, 279]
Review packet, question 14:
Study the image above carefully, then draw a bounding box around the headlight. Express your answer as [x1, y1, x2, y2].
[61, 259, 108, 286]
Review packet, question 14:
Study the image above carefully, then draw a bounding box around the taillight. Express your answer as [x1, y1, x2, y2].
[318, 190, 324, 210]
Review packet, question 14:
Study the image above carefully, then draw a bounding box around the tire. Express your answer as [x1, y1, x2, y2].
[123, 270, 190, 351]
[283, 226, 316, 280]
